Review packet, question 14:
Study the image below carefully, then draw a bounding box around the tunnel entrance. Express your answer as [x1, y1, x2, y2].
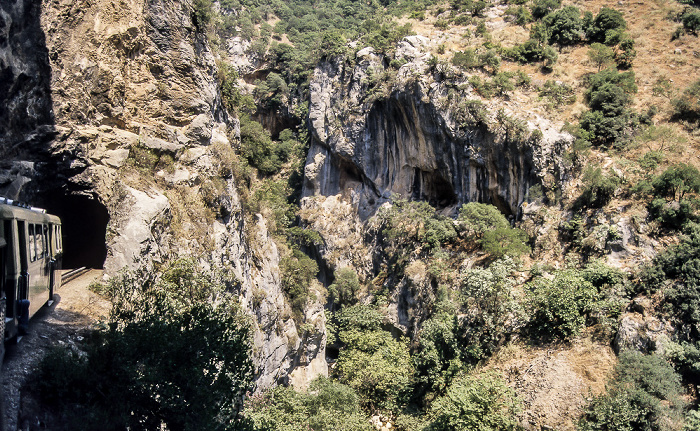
[44, 193, 109, 269]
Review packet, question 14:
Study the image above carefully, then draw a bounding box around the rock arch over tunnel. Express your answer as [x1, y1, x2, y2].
[45, 193, 109, 269]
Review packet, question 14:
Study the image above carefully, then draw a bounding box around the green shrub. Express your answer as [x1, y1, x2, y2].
[586, 7, 627, 43]
[333, 306, 413, 411]
[459, 257, 522, 362]
[530, 0, 561, 20]
[242, 377, 373, 431]
[682, 10, 700, 35]
[543, 6, 585, 46]
[35, 261, 254, 431]
[652, 163, 700, 202]
[539, 80, 576, 107]
[580, 68, 638, 146]
[505, 39, 558, 69]
[581, 260, 625, 288]
[576, 167, 621, 208]
[579, 351, 685, 431]
[414, 311, 463, 395]
[240, 116, 283, 175]
[671, 79, 700, 126]
[452, 49, 481, 69]
[641, 223, 700, 338]
[457, 202, 510, 237]
[526, 269, 598, 340]
[378, 199, 458, 255]
[328, 267, 361, 307]
[505, 5, 532, 25]
[192, 0, 214, 31]
[427, 373, 521, 431]
[587, 43, 615, 71]
[480, 227, 531, 259]
[492, 72, 515, 96]
[280, 249, 319, 320]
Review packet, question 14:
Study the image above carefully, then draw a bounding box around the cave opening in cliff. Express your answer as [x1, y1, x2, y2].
[412, 169, 458, 210]
[45, 193, 109, 269]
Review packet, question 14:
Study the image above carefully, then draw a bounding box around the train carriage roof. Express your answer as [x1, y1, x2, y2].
[0, 203, 61, 225]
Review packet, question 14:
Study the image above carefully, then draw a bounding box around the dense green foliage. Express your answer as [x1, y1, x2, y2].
[242, 377, 372, 431]
[458, 202, 530, 258]
[526, 269, 598, 340]
[579, 68, 638, 146]
[459, 257, 523, 361]
[427, 373, 522, 431]
[328, 267, 362, 307]
[579, 351, 686, 431]
[332, 305, 414, 410]
[280, 248, 320, 320]
[35, 260, 254, 431]
[641, 222, 700, 340]
[576, 166, 621, 209]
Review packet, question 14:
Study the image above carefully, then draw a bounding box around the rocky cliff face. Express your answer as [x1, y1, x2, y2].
[0, 0, 324, 391]
[304, 36, 570, 220]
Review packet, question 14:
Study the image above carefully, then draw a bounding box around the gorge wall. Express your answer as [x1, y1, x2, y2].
[304, 37, 571, 220]
[0, 0, 324, 391]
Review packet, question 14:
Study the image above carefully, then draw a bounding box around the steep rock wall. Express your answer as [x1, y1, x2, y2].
[305, 37, 570, 219]
[0, 0, 324, 391]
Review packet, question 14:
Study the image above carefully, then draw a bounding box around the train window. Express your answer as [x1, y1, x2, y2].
[28, 224, 36, 262]
[37, 226, 45, 259]
[43, 225, 49, 258]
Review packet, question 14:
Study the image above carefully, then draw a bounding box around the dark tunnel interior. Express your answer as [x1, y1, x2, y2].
[44, 193, 109, 269]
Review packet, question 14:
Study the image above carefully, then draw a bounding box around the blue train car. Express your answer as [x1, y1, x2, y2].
[0, 198, 63, 345]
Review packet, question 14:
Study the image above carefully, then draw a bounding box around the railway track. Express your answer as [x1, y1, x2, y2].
[61, 267, 90, 284]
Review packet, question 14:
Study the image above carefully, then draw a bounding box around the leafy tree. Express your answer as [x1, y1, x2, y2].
[280, 248, 319, 320]
[587, 43, 615, 71]
[427, 373, 522, 431]
[481, 227, 531, 258]
[526, 269, 598, 340]
[579, 351, 685, 431]
[320, 30, 348, 59]
[333, 305, 414, 410]
[414, 309, 463, 396]
[576, 166, 620, 208]
[505, 5, 532, 26]
[459, 257, 523, 362]
[457, 202, 510, 237]
[242, 377, 372, 431]
[530, 0, 561, 20]
[586, 7, 627, 43]
[192, 0, 214, 31]
[239, 116, 283, 175]
[452, 49, 481, 69]
[35, 261, 254, 431]
[328, 267, 361, 307]
[614, 35, 636, 69]
[543, 6, 585, 46]
[492, 72, 515, 96]
[652, 163, 700, 202]
[642, 222, 700, 339]
[539, 80, 576, 107]
[580, 68, 638, 145]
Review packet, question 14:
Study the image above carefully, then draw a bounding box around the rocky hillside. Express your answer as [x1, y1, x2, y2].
[2, 0, 700, 429]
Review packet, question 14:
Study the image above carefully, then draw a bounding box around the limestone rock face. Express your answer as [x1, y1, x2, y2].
[304, 40, 570, 219]
[0, 0, 324, 391]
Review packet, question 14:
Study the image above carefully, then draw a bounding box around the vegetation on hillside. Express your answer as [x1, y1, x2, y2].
[34, 0, 700, 429]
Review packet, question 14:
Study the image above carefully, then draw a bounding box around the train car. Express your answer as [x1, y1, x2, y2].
[0, 198, 63, 343]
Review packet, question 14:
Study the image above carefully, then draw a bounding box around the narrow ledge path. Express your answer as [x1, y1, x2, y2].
[2, 270, 108, 431]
